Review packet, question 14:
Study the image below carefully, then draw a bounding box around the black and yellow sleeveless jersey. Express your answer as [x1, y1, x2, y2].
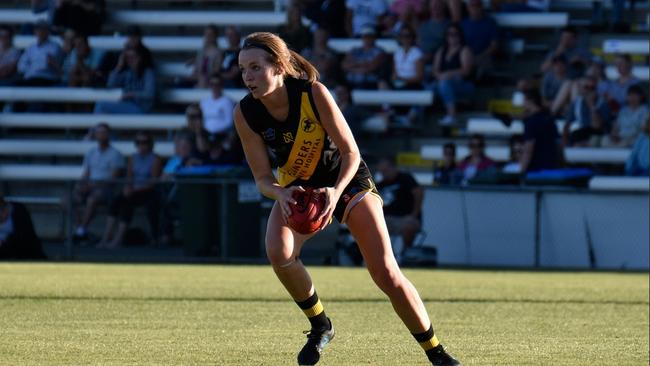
[240, 77, 342, 187]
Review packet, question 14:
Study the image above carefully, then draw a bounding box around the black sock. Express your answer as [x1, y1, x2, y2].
[295, 291, 329, 330]
[412, 325, 441, 362]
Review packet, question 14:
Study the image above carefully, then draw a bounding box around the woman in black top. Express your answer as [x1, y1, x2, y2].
[234, 32, 460, 366]
[432, 24, 475, 126]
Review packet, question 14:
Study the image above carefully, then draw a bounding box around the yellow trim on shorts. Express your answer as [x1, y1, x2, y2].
[302, 300, 324, 318]
[419, 335, 440, 351]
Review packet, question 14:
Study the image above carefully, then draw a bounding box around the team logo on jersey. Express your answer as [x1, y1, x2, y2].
[262, 128, 275, 141]
[283, 132, 294, 143]
[302, 119, 316, 133]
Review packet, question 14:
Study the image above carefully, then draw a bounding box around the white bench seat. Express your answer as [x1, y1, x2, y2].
[492, 12, 569, 27]
[421, 145, 630, 164]
[0, 164, 82, 180]
[589, 176, 650, 191]
[603, 39, 649, 55]
[0, 113, 185, 130]
[0, 139, 174, 157]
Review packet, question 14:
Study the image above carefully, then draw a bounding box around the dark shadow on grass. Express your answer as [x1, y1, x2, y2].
[0, 295, 647, 306]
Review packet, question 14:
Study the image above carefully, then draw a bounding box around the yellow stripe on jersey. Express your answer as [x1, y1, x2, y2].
[302, 299, 324, 318]
[418, 335, 440, 351]
[278, 92, 325, 187]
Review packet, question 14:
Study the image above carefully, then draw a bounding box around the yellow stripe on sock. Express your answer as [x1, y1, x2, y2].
[419, 335, 440, 351]
[302, 300, 324, 318]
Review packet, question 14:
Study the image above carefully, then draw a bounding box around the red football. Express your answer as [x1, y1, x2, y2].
[288, 188, 326, 234]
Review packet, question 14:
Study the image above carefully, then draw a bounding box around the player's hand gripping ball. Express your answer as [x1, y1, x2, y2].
[288, 188, 326, 234]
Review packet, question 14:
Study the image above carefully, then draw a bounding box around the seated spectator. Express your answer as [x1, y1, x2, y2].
[381, 3, 420, 37]
[63, 33, 105, 87]
[199, 73, 235, 136]
[540, 27, 591, 79]
[52, 0, 105, 35]
[73, 123, 125, 242]
[432, 24, 474, 125]
[542, 55, 569, 108]
[0, 26, 20, 86]
[392, 26, 425, 90]
[603, 54, 640, 111]
[417, 0, 450, 65]
[16, 21, 63, 86]
[551, 58, 608, 116]
[301, 27, 339, 87]
[123, 26, 154, 69]
[390, 0, 426, 19]
[376, 156, 423, 257]
[603, 85, 649, 147]
[335, 83, 373, 135]
[625, 117, 649, 176]
[520, 89, 563, 172]
[461, 0, 499, 80]
[502, 134, 525, 174]
[219, 26, 243, 88]
[457, 134, 496, 183]
[341, 25, 388, 89]
[199, 132, 243, 166]
[278, 4, 311, 53]
[563, 75, 611, 147]
[185, 104, 210, 154]
[497, 0, 550, 12]
[0, 196, 46, 260]
[346, 0, 388, 37]
[94, 45, 156, 114]
[190, 25, 222, 88]
[160, 131, 202, 246]
[433, 142, 458, 185]
[304, 0, 347, 37]
[98, 132, 163, 249]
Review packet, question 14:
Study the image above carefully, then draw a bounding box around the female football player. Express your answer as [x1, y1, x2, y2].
[234, 32, 461, 366]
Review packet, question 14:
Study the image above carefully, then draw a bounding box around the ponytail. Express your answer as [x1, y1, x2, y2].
[288, 49, 320, 83]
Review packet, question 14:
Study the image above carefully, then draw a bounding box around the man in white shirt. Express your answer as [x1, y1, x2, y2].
[199, 73, 235, 136]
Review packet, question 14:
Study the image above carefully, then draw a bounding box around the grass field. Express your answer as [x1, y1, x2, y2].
[0, 263, 647, 366]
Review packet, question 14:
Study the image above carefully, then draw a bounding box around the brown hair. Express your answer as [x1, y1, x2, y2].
[242, 32, 319, 83]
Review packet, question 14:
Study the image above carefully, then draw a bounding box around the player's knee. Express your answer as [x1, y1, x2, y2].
[265, 241, 294, 269]
[369, 264, 404, 295]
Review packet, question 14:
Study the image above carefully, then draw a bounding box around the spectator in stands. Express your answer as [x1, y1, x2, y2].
[199, 73, 235, 137]
[376, 156, 424, 256]
[346, 0, 388, 37]
[390, 0, 427, 19]
[16, 20, 63, 86]
[219, 26, 243, 88]
[603, 85, 649, 147]
[0, 196, 46, 260]
[432, 24, 475, 125]
[502, 134, 525, 174]
[301, 27, 339, 87]
[160, 131, 201, 246]
[520, 89, 562, 172]
[335, 83, 373, 135]
[542, 55, 569, 108]
[381, 2, 421, 38]
[563, 75, 611, 147]
[98, 131, 162, 249]
[416, 0, 450, 65]
[185, 104, 209, 154]
[73, 123, 125, 242]
[278, 4, 312, 53]
[433, 142, 458, 185]
[190, 24, 223, 89]
[61, 28, 76, 58]
[63, 33, 105, 87]
[603, 54, 640, 110]
[304, 0, 347, 37]
[457, 134, 496, 183]
[199, 132, 243, 166]
[52, 0, 105, 35]
[625, 117, 649, 176]
[392, 26, 425, 90]
[461, 0, 499, 81]
[497, 0, 550, 12]
[123, 26, 154, 69]
[341, 25, 388, 89]
[540, 27, 591, 78]
[551, 58, 609, 116]
[94, 45, 156, 114]
[0, 26, 20, 86]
